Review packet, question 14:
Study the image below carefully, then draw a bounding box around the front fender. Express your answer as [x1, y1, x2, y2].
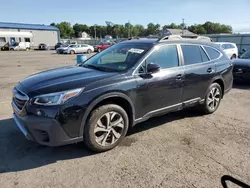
[79, 92, 135, 137]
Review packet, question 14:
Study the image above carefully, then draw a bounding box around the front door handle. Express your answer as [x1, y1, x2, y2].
[207, 68, 214, 73]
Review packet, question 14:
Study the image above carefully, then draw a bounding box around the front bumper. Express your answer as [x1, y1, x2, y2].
[13, 112, 83, 146]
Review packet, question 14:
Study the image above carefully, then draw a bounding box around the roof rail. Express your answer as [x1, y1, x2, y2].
[158, 35, 213, 42]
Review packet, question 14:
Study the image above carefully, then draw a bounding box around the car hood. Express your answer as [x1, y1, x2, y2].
[17, 66, 118, 97]
[233, 59, 250, 66]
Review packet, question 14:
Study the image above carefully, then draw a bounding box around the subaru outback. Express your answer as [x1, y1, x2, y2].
[12, 36, 233, 152]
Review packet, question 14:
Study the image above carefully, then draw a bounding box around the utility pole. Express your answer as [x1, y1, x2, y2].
[128, 20, 130, 38]
[182, 18, 185, 36]
[94, 24, 97, 40]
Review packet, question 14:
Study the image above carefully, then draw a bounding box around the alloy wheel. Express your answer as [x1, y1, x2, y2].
[94, 111, 124, 147]
[207, 87, 221, 111]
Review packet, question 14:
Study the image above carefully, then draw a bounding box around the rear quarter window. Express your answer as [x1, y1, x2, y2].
[203, 46, 221, 60]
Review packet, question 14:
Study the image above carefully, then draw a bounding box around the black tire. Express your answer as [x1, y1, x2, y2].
[231, 54, 237, 59]
[97, 48, 101, 53]
[87, 49, 92, 54]
[84, 104, 129, 152]
[202, 83, 222, 114]
[70, 50, 75, 55]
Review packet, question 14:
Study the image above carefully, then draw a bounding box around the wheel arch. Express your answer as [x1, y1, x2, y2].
[210, 77, 225, 98]
[79, 92, 135, 137]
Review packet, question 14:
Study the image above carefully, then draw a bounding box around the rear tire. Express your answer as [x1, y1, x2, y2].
[84, 104, 129, 152]
[97, 48, 101, 53]
[201, 83, 222, 114]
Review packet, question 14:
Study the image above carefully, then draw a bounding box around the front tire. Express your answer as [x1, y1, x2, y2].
[70, 50, 75, 55]
[202, 83, 222, 114]
[87, 49, 92, 54]
[97, 48, 101, 53]
[84, 104, 129, 152]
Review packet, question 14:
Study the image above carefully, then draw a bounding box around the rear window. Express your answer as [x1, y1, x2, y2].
[203, 46, 221, 60]
[226, 44, 235, 49]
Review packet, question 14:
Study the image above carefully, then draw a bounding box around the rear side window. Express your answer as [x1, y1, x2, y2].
[200, 47, 209, 62]
[146, 45, 179, 69]
[181, 45, 208, 65]
[204, 46, 221, 60]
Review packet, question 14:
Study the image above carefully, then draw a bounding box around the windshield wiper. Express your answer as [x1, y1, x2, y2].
[81, 64, 116, 72]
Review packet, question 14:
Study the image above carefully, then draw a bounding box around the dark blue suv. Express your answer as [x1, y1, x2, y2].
[12, 36, 233, 152]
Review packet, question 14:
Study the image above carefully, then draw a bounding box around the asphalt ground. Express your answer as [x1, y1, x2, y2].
[0, 51, 250, 188]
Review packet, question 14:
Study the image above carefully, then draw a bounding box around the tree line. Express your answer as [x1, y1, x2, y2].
[50, 21, 232, 39]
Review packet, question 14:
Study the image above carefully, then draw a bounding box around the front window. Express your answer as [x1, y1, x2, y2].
[82, 43, 152, 72]
[241, 50, 250, 59]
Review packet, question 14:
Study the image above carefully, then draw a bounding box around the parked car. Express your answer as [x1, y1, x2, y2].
[233, 50, 250, 82]
[239, 50, 250, 59]
[216, 42, 238, 59]
[12, 37, 233, 152]
[66, 44, 94, 54]
[0, 42, 10, 51]
[56, 44, 73, 54]
[57, 44, 94, 54]
[55, 42, 64, 50]
[95, 42, 114, 52]
[10, 42, 31, 51]
[38, 43, 48, 50]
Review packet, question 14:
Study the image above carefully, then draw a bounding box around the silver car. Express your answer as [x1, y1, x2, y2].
[65, 44, 94, 54]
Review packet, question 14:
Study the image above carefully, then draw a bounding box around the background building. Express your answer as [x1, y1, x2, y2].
[0, 22, 60, 49]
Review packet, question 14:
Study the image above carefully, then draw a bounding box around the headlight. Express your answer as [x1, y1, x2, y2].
[33, 88, 83, 106]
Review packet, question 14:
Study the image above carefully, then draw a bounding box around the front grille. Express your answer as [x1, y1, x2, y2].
[12, 88, 29, 111]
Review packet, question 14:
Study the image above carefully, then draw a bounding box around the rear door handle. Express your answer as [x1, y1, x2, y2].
[176, 74, 183, 80]
[207, 68, 214, 73]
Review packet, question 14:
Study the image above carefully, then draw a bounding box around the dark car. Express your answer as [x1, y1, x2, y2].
[55, 42, 64, 50]
[0, 42, 10, 51]
[233, 50, 250, 82]
[38, 43, 48, 50]
[12, 37, 233, 152]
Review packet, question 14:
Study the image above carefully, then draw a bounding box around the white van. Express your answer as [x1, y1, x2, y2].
[10, 42, 31, 51]
[215, 42, 238, 59]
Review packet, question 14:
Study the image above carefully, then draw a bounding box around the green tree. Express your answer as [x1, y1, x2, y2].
[147, 23, 160, 35]
[55, 22, 74, 38]
[73, 24, 89, 38]
[132, 24, 145, 37]
[50, 22, 56, 26]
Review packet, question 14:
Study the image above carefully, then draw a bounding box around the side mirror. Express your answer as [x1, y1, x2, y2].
[147, 63, 160, 74]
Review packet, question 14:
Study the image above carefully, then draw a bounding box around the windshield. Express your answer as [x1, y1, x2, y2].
[82, 43, 152, 72]
[241, 50, 250, 59]
[62, 44, 69, 47]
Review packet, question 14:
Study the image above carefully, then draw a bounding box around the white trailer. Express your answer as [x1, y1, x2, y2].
[0, 31, 33, 47]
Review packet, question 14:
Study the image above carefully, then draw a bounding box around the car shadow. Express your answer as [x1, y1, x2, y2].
[233, 82, 250, 90]
[0, 118, 94, 174]
[0, 109, 202, 174]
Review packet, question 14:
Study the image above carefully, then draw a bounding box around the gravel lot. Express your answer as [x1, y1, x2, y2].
[0, 51, 250, 188]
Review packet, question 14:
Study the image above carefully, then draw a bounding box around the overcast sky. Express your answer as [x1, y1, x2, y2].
[1, 0, 250, 32]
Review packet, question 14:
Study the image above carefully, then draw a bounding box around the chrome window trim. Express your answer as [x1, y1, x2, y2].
[133, 43, 223, 75]
[179, 44, 223, 68]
